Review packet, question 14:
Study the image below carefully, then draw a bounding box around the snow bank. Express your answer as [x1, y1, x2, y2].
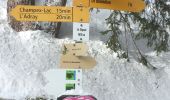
[0, 0, 7, 22]
[0, 0, 170, 100]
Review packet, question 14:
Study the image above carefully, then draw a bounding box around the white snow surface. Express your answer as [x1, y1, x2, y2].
[0, 0, 170, 100]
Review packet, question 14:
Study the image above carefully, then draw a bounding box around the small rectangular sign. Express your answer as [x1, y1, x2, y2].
[43, 69, 82, 97]
[63, 43, 88, 56]
[66, 70, 76, 80]
[65, 83, 75, 90]
[73, 23, 89, 41]
[60, 55, 96, 69]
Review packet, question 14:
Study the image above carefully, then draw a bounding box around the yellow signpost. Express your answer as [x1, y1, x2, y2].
[73, 0, 145, 12]
[10, 5, 90, 23]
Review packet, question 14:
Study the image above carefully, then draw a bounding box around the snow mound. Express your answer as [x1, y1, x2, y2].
[0, 0, 170, 100]
[0, 0, 7, 22]
[1, 22, 170, 100]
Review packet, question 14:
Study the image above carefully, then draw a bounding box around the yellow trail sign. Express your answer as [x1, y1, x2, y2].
[10, 5, 89, 23]
[73, 0, 145, 12]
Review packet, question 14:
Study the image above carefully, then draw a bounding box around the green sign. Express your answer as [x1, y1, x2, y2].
[65, 83, 76, 90]
[66, 70, 76, 80]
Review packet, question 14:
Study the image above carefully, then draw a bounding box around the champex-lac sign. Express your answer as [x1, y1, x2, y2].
[10, 5, 90, 23]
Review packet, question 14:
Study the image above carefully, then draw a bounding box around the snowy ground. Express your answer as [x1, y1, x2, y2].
[0, 0, 170, 100]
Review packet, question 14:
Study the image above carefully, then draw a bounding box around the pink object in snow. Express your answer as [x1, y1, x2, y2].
[63, 96, 96, 100]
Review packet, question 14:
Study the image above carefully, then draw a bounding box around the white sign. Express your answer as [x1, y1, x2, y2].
[73, 23, 89, 41]
[43, 69, 82, 97]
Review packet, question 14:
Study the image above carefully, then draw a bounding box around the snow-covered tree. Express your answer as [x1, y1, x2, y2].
[102, 0, 170, 68]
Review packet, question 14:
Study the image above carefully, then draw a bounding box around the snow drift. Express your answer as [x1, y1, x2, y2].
[0, 0, 170, 100]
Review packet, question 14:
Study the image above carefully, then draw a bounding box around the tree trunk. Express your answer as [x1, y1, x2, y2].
[30, 0, 35, 5]
[7, 0, 34, 32]
[53, 0, 67, 38]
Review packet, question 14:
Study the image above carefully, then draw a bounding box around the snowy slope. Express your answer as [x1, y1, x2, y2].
[0, 0, 170, 100]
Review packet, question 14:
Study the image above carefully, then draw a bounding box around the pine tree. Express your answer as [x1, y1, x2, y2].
[134, 0, 170, 54]
[102, 0, 170, 68]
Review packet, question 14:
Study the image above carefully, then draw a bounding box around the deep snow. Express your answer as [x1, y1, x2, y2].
[0, 0, 170, 100]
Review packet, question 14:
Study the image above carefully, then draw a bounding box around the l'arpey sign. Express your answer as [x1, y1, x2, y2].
[73, 0, 146, 12]
[10, 5, 89, 23]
